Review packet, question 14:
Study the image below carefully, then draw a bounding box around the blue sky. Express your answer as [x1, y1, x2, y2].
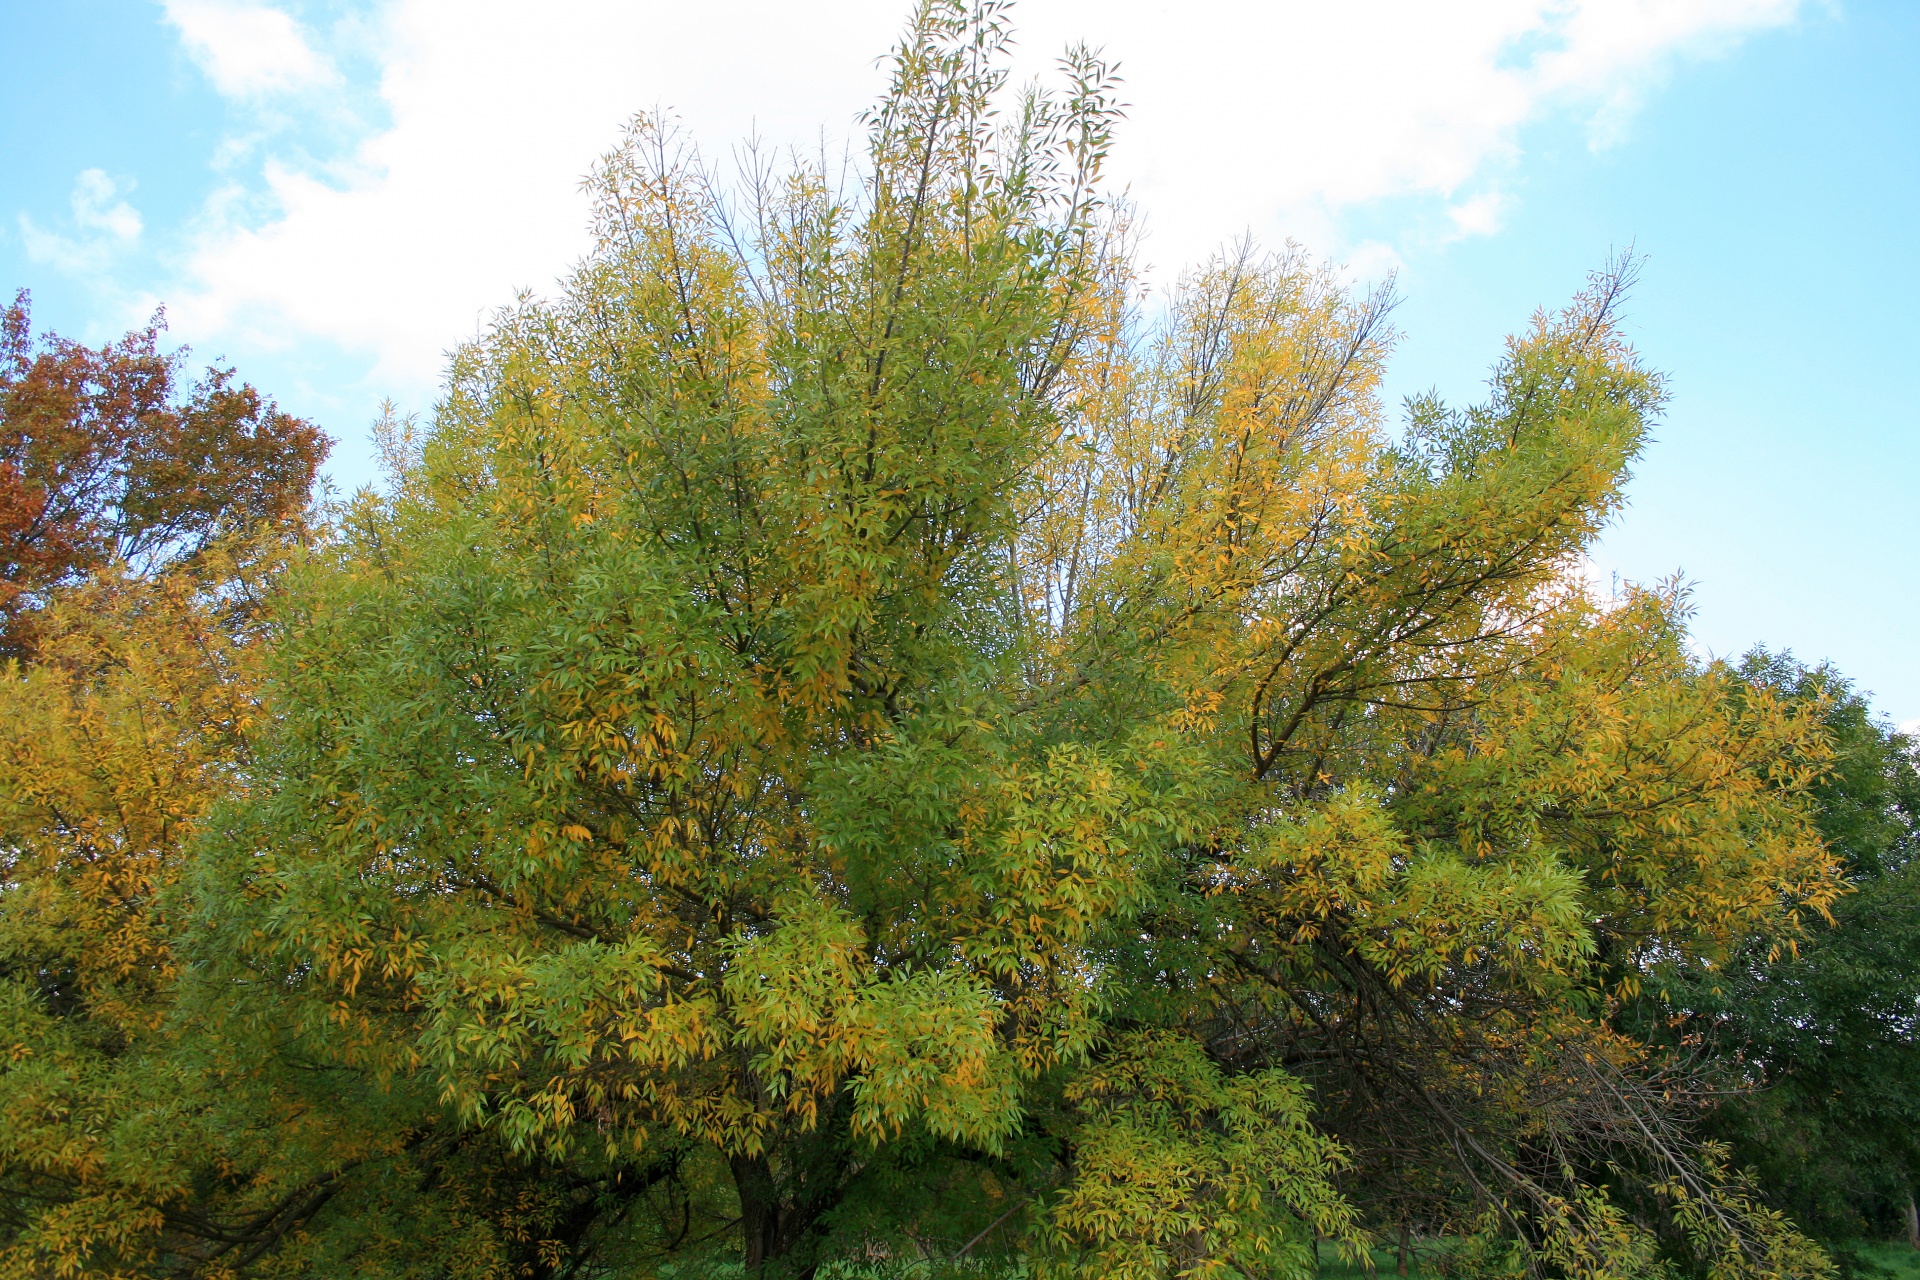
[3, 0, 1914, 723]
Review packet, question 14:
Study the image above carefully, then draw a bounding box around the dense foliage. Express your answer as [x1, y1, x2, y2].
[0, 6, 1906, 1279]
[1647, 656, 1920, 1254]
[0, 291, 327, 658]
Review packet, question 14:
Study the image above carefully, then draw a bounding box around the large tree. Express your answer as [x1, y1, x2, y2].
[0, 5, 1852, 1278]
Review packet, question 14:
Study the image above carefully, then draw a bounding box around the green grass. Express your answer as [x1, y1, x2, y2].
[1314, 1245, 1443, 1279]
[1842, 1240, 1920, 1279]
[1318, 1241, 1920, 1279]
[647, 1237, 1920, 1279]
[1310, 1239, 1920, 1280]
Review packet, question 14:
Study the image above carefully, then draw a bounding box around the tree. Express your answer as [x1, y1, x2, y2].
[0, 300, 353, 1274]
[0, 283, 338, 1280]
[0, 330, 659, 1278]
[1651, 655, 1920, 1251]
[0, 5, 1853, 1277]
[0, 561, 374, 1279]
[0, 291, 328, 658]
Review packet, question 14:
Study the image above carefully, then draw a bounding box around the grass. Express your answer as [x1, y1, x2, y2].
[1311, 1239, 1920, 1280]
[1843, 1240, 1920, 1279]
[648, 1237, 1920, 1278]
[1314, 1245, 1443, 1279]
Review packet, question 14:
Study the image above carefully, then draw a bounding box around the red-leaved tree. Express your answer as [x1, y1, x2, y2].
[0, 290, 328, 657]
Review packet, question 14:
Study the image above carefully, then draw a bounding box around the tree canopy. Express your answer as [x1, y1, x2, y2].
[0, 291, 327, 658]
[0, 6, 1891, 1279]
[1644, 655, 1920, 1255]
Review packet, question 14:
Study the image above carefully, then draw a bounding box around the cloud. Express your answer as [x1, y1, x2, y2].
[1009, 0, 1805, 269]
[19, 169, 144, 274]
[169, 0, 905, 386]
[164, 1, 338, 97]
[161, 0, 1807, 395]
[1447, 193, 1511, 240]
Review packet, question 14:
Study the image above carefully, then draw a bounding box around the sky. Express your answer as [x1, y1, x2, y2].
[2, 0, 1914, 723]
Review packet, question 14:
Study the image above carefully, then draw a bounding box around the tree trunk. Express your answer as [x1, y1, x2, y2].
[1397, 1219, 1411, 1275]
[1905, 1192, 1919, 1251]
[732, 1153, 783, 1271]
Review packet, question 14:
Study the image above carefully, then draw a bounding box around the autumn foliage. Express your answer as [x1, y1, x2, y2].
[0, 6, 1883, 1280]
[0, 291, 326, 657]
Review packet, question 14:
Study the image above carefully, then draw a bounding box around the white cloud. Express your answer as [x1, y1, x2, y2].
[162, 0, 1807, 394]
[1447, 192, 1511, 240]
[170, 0, 906, 385]
[164, 1, 337, 97]
[1341, 240, 1406, 285]
[1008, 0, 1805, 270]
[71, 169, 144, 241]
[19, 169, 143, 274]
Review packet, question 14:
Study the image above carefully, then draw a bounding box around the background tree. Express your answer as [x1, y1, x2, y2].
[0, 287, 348, 1275]
[0, 280, 349, 1279]
[1648, 655, 1920, 1254]
[0, 290, 327, 657]
[0, 314, 685, 1280]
